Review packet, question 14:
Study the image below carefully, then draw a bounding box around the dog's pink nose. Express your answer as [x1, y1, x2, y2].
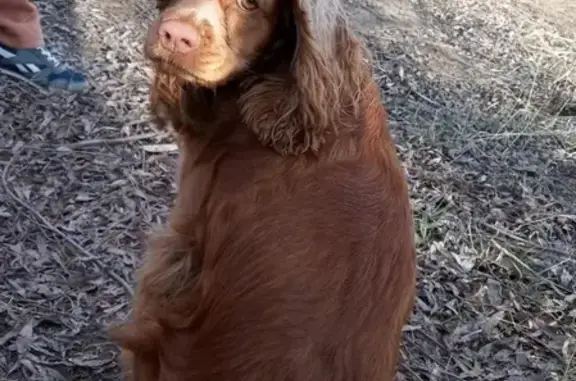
[158, 20, 198, 53]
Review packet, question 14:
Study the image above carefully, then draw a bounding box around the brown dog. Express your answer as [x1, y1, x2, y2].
[109, 1, 417, 381]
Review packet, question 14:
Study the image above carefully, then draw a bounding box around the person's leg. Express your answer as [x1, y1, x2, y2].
[0, 0, 43, 48]
[0, 0, 88, 91]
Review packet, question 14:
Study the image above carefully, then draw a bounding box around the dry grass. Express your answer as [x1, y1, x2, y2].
[0, 0, 575, 380]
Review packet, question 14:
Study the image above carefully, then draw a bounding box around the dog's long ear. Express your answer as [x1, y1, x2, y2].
[241, 0, 368, 156]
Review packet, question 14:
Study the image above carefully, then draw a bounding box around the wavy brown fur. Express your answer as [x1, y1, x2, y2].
[240, 24, 369, 155]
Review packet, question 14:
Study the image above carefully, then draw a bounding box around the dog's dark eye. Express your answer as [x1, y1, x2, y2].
[156, 0, 170, 10]
[237, 0, 258, 11]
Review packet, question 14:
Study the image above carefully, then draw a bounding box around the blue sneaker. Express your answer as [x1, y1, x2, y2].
[0, 42, 88, 92]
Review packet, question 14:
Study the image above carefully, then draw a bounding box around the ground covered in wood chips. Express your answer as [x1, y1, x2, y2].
[0, 0, 575, 380]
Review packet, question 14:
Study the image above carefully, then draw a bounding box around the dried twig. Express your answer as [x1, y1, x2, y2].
[63, 131, 163, 149]
[141, 143, 178, 153]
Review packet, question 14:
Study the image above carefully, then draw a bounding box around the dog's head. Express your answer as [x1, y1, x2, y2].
[146, 0, 369, 154]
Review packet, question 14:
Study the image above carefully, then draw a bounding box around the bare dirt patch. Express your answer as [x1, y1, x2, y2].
[1, 0, 575, 380]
